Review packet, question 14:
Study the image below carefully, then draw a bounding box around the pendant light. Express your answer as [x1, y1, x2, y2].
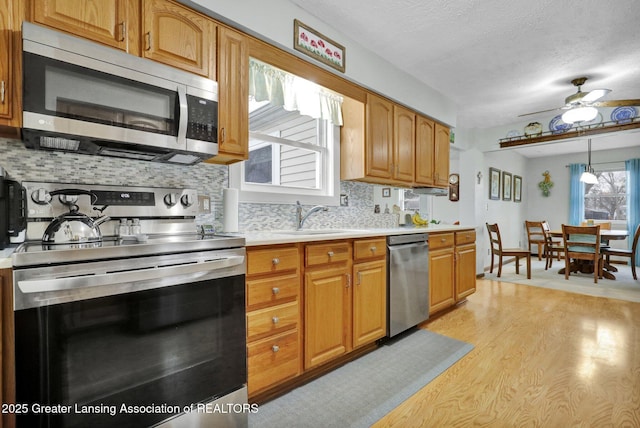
[580, 139, 598, 184]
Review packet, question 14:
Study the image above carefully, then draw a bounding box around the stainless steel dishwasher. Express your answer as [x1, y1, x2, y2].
[387, 233, 429, 337]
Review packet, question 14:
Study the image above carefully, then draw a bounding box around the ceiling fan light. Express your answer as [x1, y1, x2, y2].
[562, 106, 598, 123]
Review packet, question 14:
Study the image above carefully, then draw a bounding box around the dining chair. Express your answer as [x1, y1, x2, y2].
[486, 223, 531, 279]
[601, 224, 640, 280]
[562, 224, 603, 283]
[525, 220, 546, 261]
[542, 226, 565, 270]
[581, 221, 611, 230]
[542, 220, 563, 261]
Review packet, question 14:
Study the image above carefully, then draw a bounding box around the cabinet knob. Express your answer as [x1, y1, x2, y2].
[327, 251, 334, 258]
[272, 257, 280, 265]
[441, 238, 446, 243]
[272, 345, 280, 353]
[272, 316, 279, 324]
[370, 246, 377, 252]
[272, 287, 280, 295]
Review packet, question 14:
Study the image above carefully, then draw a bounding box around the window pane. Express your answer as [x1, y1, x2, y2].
[584, 171, 627, 220]
[244, 144, 272, 184]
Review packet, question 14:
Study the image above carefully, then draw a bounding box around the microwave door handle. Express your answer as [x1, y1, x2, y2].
[177, 85, 188, 146]
[17, 255, 245, 294]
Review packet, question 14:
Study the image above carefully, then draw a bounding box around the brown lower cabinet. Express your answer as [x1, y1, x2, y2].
[429, 229, 477, 315]
[1, 267, 15, 428]
[246, 238, 387, 397]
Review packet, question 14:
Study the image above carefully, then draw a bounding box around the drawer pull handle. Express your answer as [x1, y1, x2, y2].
[441, 238, 446, 242]
[327, 251, 334, 257]
[272, 257, 280, 265]
[272, 316, 279, 324]
[370, 246, 377, 252]
[272, 345, 280, 353]
[145, 32, 152, 51]
[118, 22, 126, 41]
[272, 287, 280, 295]
[1, 81, 5, 104]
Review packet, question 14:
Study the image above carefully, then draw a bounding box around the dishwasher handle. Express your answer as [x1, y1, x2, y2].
[387, 240, 428, 251]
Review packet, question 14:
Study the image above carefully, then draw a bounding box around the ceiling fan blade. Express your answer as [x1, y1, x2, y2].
[581, 88, 611, 103]
[591, 99, 640, 107]
[518, 106, 561, 117]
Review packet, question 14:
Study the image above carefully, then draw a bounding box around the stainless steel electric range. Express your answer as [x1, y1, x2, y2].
[12, 181, 248, 428]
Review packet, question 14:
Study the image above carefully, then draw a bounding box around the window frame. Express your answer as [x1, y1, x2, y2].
[229, 120, 340, 206]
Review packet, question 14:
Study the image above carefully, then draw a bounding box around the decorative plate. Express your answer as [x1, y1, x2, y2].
[524, 122, 542, 137]
[549, 115, 573, 134]
[611, 106, 637, 124]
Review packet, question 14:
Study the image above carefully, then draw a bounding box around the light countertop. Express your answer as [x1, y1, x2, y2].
[0, 225, 478, 268]
[241, 224, 477, 246]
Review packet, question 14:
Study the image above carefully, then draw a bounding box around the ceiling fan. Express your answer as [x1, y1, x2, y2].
[518, 77, 640, 123]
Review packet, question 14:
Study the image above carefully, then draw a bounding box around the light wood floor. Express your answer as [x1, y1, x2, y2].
[374, 278, 640, 427]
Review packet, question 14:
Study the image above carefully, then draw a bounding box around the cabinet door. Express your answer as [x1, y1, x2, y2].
[353, 259, 386, 348]
[142, 0, 215, 77]
[0, 0, 12, 119]
[429, 247, 455, 314]
[393, 105, 415, 182]
[304, 266, 351, 369]
[456, 244, 476, 301]
[415, 115, 435, 185]
[365, 93, 393, 179]
[209, 26, 248, 164]
[32, 0, 139, 55]
[434, 123, 450, 187]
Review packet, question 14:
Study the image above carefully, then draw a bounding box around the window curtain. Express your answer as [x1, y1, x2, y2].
[568, 163, 586, 225]
[626, 158, 640, 266]
[249, 58, 344, 126]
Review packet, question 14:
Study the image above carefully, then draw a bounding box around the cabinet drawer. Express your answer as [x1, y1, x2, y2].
[429, 233, 455, 250]
[247, 273, 299, 309]
[247, 330, 299, 394]
[247, 246, 299, 276]
[455, 230, 476, 246]
[353, 238, 386, 261]
[305, 241, 350, 267]
[247, 301, 298, 341]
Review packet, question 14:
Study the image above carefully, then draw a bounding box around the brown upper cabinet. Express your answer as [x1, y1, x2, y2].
[205, 26, 249, 164]
[31, 0, 140, 56]
[434, 123, 450, 187]
[0, 0, 24, 133]
[141, 0, 215, 78]
[341, 93, 450, 188]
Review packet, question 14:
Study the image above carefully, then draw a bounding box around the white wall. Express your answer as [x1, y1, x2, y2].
[185, 0, 457, 127]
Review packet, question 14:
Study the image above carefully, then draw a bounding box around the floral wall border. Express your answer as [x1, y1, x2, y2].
[293, 19, 346, 73]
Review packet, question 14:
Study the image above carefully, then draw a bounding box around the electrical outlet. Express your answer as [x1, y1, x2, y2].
[198, 195, 211, 214]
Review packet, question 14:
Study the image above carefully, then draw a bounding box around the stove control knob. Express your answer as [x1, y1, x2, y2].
[31, 188, 52, 205]
[164, 193, 178, 207]
[181, 193, 195, 207]
[58, 194, 78, 205]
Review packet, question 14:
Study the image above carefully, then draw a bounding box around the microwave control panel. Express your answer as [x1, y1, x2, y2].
[186, 95, 218, 143]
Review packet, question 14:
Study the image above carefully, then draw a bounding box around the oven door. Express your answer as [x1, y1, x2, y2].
[14, 250, 246, 428]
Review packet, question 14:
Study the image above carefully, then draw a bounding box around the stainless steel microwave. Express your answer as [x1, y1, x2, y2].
[21, 22, 218, 165]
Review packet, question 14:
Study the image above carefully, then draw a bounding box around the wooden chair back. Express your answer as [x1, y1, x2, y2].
[562, 224, 602, 283]
[486, 222, 503, 255]
[631, 224, 640, 258]
[581, 221, 611, 230]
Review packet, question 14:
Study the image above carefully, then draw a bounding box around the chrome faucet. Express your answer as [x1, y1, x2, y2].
[296, 200, 329, 230]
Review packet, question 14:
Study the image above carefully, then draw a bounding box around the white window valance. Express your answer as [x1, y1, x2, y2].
[249, 58, 343, 126]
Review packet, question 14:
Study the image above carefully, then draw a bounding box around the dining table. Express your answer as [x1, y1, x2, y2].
[549, 229, 629, 280]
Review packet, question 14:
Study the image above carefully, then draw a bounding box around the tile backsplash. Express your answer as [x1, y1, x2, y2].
[1, 138, 397, 231]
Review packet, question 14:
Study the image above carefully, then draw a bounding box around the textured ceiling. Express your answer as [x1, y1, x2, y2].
[288, 0, 640, 133]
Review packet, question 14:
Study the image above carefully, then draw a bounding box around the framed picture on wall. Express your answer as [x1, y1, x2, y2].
[502, 171, 512, 201]
[489, 167, 501, 200]
[513, 175, 522, 202]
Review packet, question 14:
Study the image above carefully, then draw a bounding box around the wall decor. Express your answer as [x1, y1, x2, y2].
[294, 19, 345, 72]
[382, 187, 391, 197]
[489, 167, 501, 200]
[513, 175, 522, 202]
[448, 174, 459, 201]
[502, 172, 512, 201]
[538, 170, 554, 197]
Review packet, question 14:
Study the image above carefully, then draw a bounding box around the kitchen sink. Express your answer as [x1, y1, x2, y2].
[276, 229, 354, 235]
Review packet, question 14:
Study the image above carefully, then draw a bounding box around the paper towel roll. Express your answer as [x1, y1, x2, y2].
[222, 188, 239, 232]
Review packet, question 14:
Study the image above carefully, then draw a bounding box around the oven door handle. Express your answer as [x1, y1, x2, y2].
[17, 256, 245, 294]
